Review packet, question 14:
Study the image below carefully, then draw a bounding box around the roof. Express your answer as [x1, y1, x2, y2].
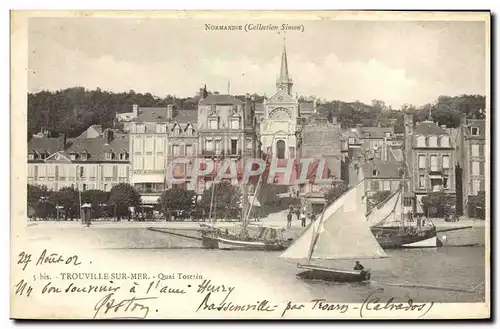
[413, 121, 448, 136]
[134, 107, 168, 123]
[361, 160, 401, 179]
[28, 137, 64, 154]
[75, 125, 104, 139]
[200, 94, 244, 106]
[359, 127, 393, 139]
[172, 110, 197, 124]
[66, 133, 129, 162]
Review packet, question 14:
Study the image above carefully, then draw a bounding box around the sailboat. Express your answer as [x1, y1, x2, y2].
[280, 179, 388, 282]
[199, 139, 292, 251]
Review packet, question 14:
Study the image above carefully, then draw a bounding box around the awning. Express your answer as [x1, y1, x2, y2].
[141, 195, 160, 204]
[429, 175, 443, 179]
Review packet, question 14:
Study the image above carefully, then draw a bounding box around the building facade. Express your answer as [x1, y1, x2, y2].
[456, 114, 486, 215]
[28, 129, 130, 192]
[128, 106, 169, 204]
[405, 115, 456, 212]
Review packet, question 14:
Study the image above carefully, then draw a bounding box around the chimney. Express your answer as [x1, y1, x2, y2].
[59, 133, 67, 150]
[460, 113, 467, 126]
[133, 104, 139, 117]
[104, 129, 114, 145]
[166, 104, 174, 120]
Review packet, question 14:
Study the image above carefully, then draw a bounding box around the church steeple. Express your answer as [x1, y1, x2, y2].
[276, 39, 293, 96]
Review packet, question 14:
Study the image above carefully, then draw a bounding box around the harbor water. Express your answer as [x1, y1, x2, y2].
[25, 222, 486, 304]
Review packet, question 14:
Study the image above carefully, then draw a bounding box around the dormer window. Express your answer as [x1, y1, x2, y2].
[70, 152, 77, 161]
[156, 123, 167, 134]
[385, 132, 391, 138]
[373, 169, 379, 176]
[105, 151, 114, 161]
[136, 124, 146, 133]
[470, 127, 479, 135]
[209, 118, 218, 130]
[28, 153, 35, 161]
[80, 152, 89, 161]
[416, 135, 426, 147]
[428, 135, 438, 147]
[186, 126, 193, 136]
[40, 151, 49, 160]
[119, 152, 128, 160]
[348, 137, 355, 144]
[440, 136, 450, 148]
[230, 118, 240, 130]
[173, 125, 180, 136]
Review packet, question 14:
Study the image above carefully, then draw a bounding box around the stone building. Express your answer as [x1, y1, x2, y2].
[455, 114, 486, 215]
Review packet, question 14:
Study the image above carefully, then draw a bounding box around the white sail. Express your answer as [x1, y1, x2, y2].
[280, 181, 388, 261]
[366, 189, 402, 227]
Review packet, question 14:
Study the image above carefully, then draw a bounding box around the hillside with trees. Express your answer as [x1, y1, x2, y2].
[27, 87, 486, 140]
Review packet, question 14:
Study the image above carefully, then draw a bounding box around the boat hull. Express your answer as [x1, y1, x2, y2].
[371, 226, 437, 249]
[202, 233, 291, 251]
[297, 264, 371, 282]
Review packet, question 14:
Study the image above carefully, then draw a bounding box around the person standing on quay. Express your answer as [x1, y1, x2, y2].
[287, 212, 292, 229]
[300, 212, 306, 227]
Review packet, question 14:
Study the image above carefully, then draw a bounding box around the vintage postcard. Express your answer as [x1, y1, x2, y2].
[10, 10, 490, 320]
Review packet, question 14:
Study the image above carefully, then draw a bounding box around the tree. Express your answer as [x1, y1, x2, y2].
[324, 182, 349, 206]
[468, 191, 485, 219]
[50, 187, 79, 218]
[421, 192, 456, 217]
[108, 183, 141, 218]
[199, 181, 241, 220]
[81, 189, 112, 218]
[159, 188, 196, 215]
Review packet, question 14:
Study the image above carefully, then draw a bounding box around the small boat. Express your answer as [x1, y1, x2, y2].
[280, 180, 388, 283]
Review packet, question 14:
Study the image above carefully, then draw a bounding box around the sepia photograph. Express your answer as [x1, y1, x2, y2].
[10, 10, 490, 320]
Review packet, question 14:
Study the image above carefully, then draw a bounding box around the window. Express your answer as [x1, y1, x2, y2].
[430, 155, 438, 171]
[70, 153, 76, 161]
[391, 180, 399, 191]
[105, 152, 113, 161]
[428, 136, 437, 147]
[215, 139, 222, 154]
[471, 180, 480, 195]
[349, 137, 355, 144]
[442, 155, 450, 169]
[82, 184, 87, 192]
[276, 140, 285, 159]
[418, 155, 426, 169]
[441, 136, 450, 148]
[81, 152, 88, 161]
[173, 145, 180, 156]
[471, 127, 479, 135]
[231, 139, 238, 155]
[28, 166, 34, 178]
[79, 166, 85, 178]
[133, 138, 143, 152]
[46, 166, 55, 177]
[118, 165, 127, 177]
[144, 156, 154, 170]
[134, 156, 143, 170]
[246, 138, 252, 150]
[119, 152, 128, 160]
[38, 165, 46, 177]
[145, 138, 154, 152]
[104, 165, 113, 178]
[59, 166, 66, 178]
[443, 176, 449, 189]
[372, 169, 378, 176]
[209, 119, 218, 130]
[230, 118, 240, 129]
[156, 138, 165, 153]
[28, 153, 34, 160]
[371, 181, 379, 191]
[205, 138, 214, 152]
[416, 135, 426, 147]
[383, 181, 391, 191]
[155, 156, 165, 170]
[186, 145, 193, 156]
[385, 132, 391, 138]
[103, 184, 109, 191]
[419, 175, 426, 189]
[472, 144, 479, 157]
[186, 126, 193, 136]
[472, 161, 480, 175]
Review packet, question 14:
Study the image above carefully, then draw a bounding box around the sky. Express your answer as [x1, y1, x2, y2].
[28, 16, 487, 108]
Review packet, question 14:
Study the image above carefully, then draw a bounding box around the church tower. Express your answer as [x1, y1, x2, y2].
[276, 42, 293, 96]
